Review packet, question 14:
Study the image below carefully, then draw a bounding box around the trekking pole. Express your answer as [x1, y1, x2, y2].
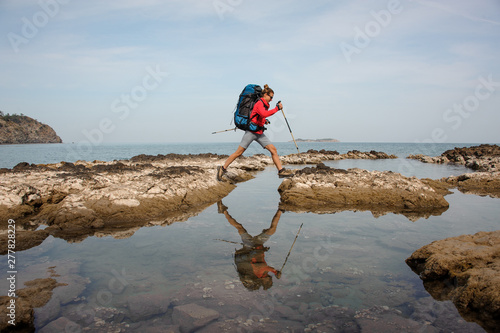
[279, 223, 303, 273]
[212, 127, 236, 135]
[278, 101, 300, 153]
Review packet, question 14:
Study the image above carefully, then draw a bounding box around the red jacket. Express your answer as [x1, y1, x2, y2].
[250, 98, 279, 134]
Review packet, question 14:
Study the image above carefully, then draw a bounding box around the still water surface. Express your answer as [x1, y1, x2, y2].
[6, 159, 499, 332]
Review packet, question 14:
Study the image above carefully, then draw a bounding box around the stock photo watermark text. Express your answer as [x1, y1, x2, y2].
[7, 0, 71, 53]
[6, 219, 17, 326]
[64, 64, 168, 161]
[339, 0, 410, 63]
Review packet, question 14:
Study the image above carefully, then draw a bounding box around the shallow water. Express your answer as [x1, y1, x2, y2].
[3, 160, 499, 332]
[0, 141, 490, 168]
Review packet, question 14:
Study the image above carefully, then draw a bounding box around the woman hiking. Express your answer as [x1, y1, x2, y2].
[217, 84, 293, 181]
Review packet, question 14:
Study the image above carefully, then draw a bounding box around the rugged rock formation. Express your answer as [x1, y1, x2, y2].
[281, 149, 397, 164]
[408, 144, 500, 198]
[442, 172, 500, 198]
[408, 144, 500, 172]
[406, 230, 500, 332]
[278, 163, 450, 221]
[0, 113, 62, 144]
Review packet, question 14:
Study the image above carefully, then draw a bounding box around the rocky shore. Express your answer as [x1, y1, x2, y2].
[0, 153, 260, 253]
[408, 144, 500, 198]
[406, 230, 500, 332]
[1, 145, 499, 331]
[0, 149, 399, 255]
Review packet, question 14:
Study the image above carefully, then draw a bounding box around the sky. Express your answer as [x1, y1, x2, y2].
[0, 0, 499, 144]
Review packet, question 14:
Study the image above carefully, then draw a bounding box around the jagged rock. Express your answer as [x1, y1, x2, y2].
[408, 144, 500, 173]
[406, 230, 500, 332]
[278, 164, 449, 221]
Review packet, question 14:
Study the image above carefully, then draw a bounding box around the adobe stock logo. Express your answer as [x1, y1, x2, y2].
[7, 0, 71, 53]
[64, 65, 168, 162]
[339, 0, 409, 63]
[213, 0, 244, 20]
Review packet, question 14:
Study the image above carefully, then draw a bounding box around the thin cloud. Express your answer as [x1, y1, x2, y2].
[415, 0, 500, 25]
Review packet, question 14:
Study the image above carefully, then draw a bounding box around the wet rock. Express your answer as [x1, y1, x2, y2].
[0, 278, 63, 332]
[34, 296, 61, 328]
[406, 230, 500, 332]
[127, 293, 171, 322]
[408, 297, 485, 333]
[355, 307, 424, 333]
[38, 317, 81, 333]
[172, 303, 219, 332]
[278, 164, 449, 221]
[54, 274, 90, 305]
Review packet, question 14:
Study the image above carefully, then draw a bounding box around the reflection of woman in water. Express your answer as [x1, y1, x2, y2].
[218, 201, 282, 291]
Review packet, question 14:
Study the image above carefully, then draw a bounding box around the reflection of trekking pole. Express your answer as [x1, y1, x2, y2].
[214, 238, 243, 245]
[279, 223, 303, 273]
[212, 127, 236, 134]
[278, 101, 300, 154]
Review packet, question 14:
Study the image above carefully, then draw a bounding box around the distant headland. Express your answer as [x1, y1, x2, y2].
[293, 138, 340, 142]
[0, 111, 62, 144]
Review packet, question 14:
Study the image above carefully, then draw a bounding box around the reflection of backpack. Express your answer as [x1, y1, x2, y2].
[234, 84, 264, 132]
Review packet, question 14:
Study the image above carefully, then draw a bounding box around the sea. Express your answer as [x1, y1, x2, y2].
[0, 141, 490, 169]
[1, 141, 499, 332]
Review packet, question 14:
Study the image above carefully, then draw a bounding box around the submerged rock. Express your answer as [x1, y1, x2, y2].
[406, 230, 500, 332]
[278, 164, 449, 221]
[172, 303, 219, 332]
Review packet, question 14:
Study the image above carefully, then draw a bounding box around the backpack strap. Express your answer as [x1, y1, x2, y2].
[249, 99, 267, 132]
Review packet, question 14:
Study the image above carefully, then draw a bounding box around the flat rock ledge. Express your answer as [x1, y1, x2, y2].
[408, 144, 500, 198]
[406, 230, 500, 332]
[278, 163, 450, 221]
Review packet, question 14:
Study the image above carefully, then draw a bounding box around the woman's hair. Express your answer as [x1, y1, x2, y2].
[261, 84, 274, 97]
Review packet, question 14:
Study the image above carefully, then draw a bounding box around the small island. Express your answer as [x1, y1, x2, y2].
[0, 111, 62, 144]
[293, 138, 340, 142]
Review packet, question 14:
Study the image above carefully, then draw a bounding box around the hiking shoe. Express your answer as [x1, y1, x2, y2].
[216, 165, 227, 181]
[278, 168, 294, 178]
